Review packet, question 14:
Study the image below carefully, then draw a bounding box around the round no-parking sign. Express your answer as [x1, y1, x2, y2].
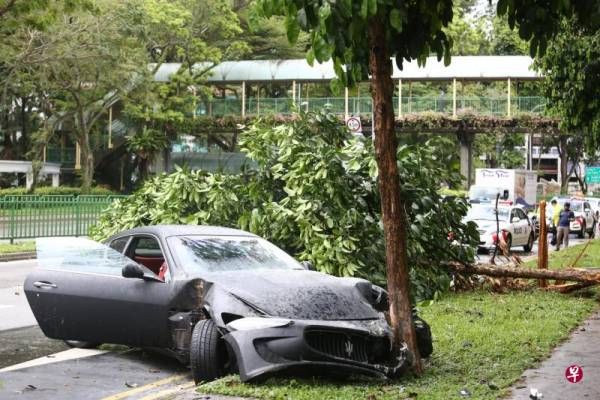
[346, 116, 362, 133]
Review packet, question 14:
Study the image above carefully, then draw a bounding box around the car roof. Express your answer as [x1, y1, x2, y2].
[113, 224, 258, 239]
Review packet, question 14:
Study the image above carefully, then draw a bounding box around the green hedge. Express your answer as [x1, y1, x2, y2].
[0, 186, 116, 196]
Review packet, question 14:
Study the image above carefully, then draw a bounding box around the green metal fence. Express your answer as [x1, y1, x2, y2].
[0, 195, 126, 242]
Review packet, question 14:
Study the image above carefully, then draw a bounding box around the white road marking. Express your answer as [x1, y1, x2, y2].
[0, 348, 108, 372]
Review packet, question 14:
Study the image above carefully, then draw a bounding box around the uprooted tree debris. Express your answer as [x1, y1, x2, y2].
[444, 261, 600, 286]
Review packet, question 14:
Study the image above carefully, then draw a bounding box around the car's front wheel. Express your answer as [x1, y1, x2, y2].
[578, 222, 586, 238]
[523, 232, 534, 252]
[190, 319, 227, 383]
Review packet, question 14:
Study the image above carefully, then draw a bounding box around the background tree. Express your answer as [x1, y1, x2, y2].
[535, 20, 600, 193]
[122, 0, 249, 175]
[19, 2, 147, 192]
[256, 0, 600, 374]
[0, 0, 92, 163]
[126, 127, 168, 181]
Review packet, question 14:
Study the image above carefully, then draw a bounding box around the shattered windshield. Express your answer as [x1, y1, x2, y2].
[168, 235, 303, 274]
[466, 206, 510, 222]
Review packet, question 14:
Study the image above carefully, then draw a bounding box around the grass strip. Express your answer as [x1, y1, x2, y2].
[0, 241, 35, 255]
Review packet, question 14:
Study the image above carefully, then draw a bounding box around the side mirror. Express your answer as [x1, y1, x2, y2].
[122, 263, 145, 279]
[511, 217, 520, 223]
[301, 261, 314, 271]
[502, 190, 509, 200]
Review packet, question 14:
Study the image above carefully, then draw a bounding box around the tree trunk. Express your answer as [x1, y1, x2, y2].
[558, 135, 568, 194]
[444, 262, 600, 283]
[78, 129, 94, 194]
[368, 20, 422, 374]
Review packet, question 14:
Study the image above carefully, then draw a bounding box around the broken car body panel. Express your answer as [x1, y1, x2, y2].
[25, 225, 427, 382]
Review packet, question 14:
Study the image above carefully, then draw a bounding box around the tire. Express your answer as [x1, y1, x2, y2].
[578, 223, 585, 239]
[190, 319, 227, 383]
[589, 222, 596, 239]
[523, 232, 534, 252]
[413, 316, 433, 358]
[64, 340, 100, 349]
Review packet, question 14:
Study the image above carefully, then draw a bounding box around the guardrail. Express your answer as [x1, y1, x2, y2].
[0, 195, 126, 242]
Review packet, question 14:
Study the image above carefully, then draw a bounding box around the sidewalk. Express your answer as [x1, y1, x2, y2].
[510, 311, 600, 399]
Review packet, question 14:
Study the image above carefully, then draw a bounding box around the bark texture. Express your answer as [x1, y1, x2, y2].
[368, 20, 423, 374]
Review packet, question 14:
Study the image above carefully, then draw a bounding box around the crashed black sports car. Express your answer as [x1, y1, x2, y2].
[25, 225, 432, 382]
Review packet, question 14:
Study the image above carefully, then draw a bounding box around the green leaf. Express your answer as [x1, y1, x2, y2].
[286, 14, 300, 44]
[390, 9, 403, 32]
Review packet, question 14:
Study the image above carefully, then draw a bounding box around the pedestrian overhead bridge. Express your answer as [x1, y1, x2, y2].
[154, 56, 545, 118]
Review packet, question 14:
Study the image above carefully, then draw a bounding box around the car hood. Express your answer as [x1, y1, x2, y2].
[202, 269, 379, 321]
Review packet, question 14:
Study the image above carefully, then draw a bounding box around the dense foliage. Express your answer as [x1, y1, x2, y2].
[91, 111, 478, 300]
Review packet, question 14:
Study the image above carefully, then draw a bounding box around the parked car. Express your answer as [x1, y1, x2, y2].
[465, 204, 535, 252]
[25, 226, 432, 383]
[555, 198, 595, 238]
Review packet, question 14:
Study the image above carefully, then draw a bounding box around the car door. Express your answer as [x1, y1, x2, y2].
[516, 208, 532, 243]
[25, 236, 176, 348]
[509, 209, 522, 245]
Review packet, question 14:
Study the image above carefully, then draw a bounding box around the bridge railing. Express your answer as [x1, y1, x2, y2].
[0, 195, 126, 242]
[199, 96, 547, 117]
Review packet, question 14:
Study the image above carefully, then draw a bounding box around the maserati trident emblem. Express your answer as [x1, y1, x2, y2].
[344, 339, 354, 357]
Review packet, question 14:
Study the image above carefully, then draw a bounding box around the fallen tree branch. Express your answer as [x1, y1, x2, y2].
[546, 282, 597, 293]
[443, 261, 600, 284]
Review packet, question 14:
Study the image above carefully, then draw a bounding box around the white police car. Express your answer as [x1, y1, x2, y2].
[465, 204, 535, 252]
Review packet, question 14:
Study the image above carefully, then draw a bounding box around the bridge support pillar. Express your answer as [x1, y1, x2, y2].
[241, 81, 246, 117]
[397, 79, 402, 118]
[507, 77, 512, 117]
[452, 78, 457, 117]
[457, 130, 473, 188]
[344, 87, 349, 120]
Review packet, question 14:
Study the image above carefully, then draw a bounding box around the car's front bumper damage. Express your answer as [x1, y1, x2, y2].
[223, 319, 405, 382]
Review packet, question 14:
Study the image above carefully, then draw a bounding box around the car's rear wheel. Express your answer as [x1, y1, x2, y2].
[190, 319, 227, 383]
[413, 316, 433, 358]
[64, 340, 100, 349]
[523, 232, 534, 252]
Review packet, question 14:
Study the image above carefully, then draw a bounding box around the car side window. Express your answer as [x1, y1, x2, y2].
[584, 202, 590, 211]
[128, 236, 168, 280]
[510, 210, 519, 221]
[516, 209, 527, 220]
[109, 237, 129, 253]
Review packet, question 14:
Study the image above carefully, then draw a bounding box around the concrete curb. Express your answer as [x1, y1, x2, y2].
[0, 252, 36, 263]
